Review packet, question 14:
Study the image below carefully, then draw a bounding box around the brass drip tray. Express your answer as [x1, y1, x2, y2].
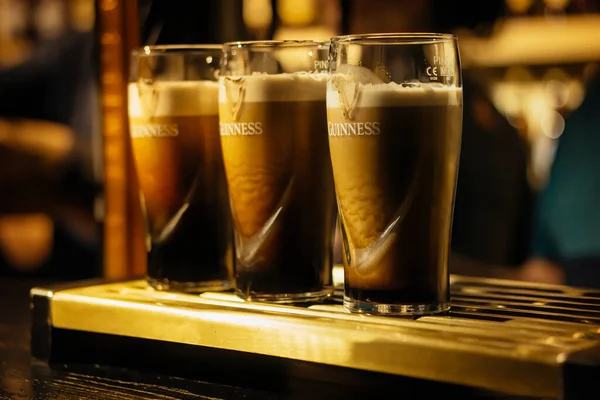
[30, 272, 600, 399]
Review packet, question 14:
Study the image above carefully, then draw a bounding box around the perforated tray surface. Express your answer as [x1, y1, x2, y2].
[31, 273, 600, 399]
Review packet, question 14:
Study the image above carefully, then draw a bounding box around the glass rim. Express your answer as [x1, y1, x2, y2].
[223, 40, 329, 49]
[132, 44, 222, 56]
[331, 32, 457, 44]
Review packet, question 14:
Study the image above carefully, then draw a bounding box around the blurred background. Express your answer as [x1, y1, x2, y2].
[0, 0, 599, 287]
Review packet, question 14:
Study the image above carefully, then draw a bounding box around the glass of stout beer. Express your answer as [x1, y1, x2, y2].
[218, 41, 336, 303]
[327, 33, 463, 315]
[128, 45, 233, 292]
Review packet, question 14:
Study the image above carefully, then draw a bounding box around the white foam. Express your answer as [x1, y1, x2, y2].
[326, 80, 462, 109]
[128, 81, 219, 117]
[218, 73, 327, 104]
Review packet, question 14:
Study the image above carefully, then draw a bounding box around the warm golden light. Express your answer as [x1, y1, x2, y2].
[277, 0, 316, 26]
[540, 110, 565, 139]
[544, 0, 570, 10]
[505, 0, 535, 14]
[243, 0, 273, 31]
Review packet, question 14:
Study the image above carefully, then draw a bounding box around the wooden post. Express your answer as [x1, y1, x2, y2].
[97, 0, 145, 279]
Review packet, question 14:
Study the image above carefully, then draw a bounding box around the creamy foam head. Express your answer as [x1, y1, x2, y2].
[128, 81, 219, 117]
[327, 80, 462, 108]
[218, 73, 327, 104]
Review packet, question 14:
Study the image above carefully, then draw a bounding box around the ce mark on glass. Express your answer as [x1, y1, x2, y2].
[426, 66, 439, 80]
[426, 65, 454, 81]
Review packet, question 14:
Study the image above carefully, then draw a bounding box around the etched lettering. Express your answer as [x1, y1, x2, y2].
[433, 55, 453, 66]
[328, 122, 381, 137]
[219, 122, 263, 136]
[314, 60, 329, 71]
[131, 123, 179, 138]
[439, 66, 453, 77]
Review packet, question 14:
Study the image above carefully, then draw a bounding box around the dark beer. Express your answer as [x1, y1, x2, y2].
[129, 81, 232, 291]
[327, 81, 462, 310]
[219, 74, 336, 302]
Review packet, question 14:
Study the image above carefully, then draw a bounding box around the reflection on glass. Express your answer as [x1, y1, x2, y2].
[327, 33, 463, 315]
[219, 40, 336, 303]
[128, 45, 233, 293]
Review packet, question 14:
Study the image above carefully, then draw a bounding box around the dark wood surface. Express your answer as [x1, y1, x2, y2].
[0, 278, 275, 399]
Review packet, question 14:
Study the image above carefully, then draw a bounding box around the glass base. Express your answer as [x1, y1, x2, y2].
[147, 277, 232, 294]
[344, 297, 450, 316]
[236, 288, 333, 304]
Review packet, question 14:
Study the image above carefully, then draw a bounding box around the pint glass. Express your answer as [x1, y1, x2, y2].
[128, 45, 233, 292]
[219, 41, 336, 303]
[327, 34, 463, 315]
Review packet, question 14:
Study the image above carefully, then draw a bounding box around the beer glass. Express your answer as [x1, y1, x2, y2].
[219, 41, 336, 303]
[327, 33, 463, 315]
[128, 45, 233, 292]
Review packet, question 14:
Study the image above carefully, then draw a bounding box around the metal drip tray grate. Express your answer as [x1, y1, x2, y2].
[31, 274, 600, 399]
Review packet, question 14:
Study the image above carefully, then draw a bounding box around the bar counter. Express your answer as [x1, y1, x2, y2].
[3, 273, 600, 399]
[0, 277, 272, 399]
